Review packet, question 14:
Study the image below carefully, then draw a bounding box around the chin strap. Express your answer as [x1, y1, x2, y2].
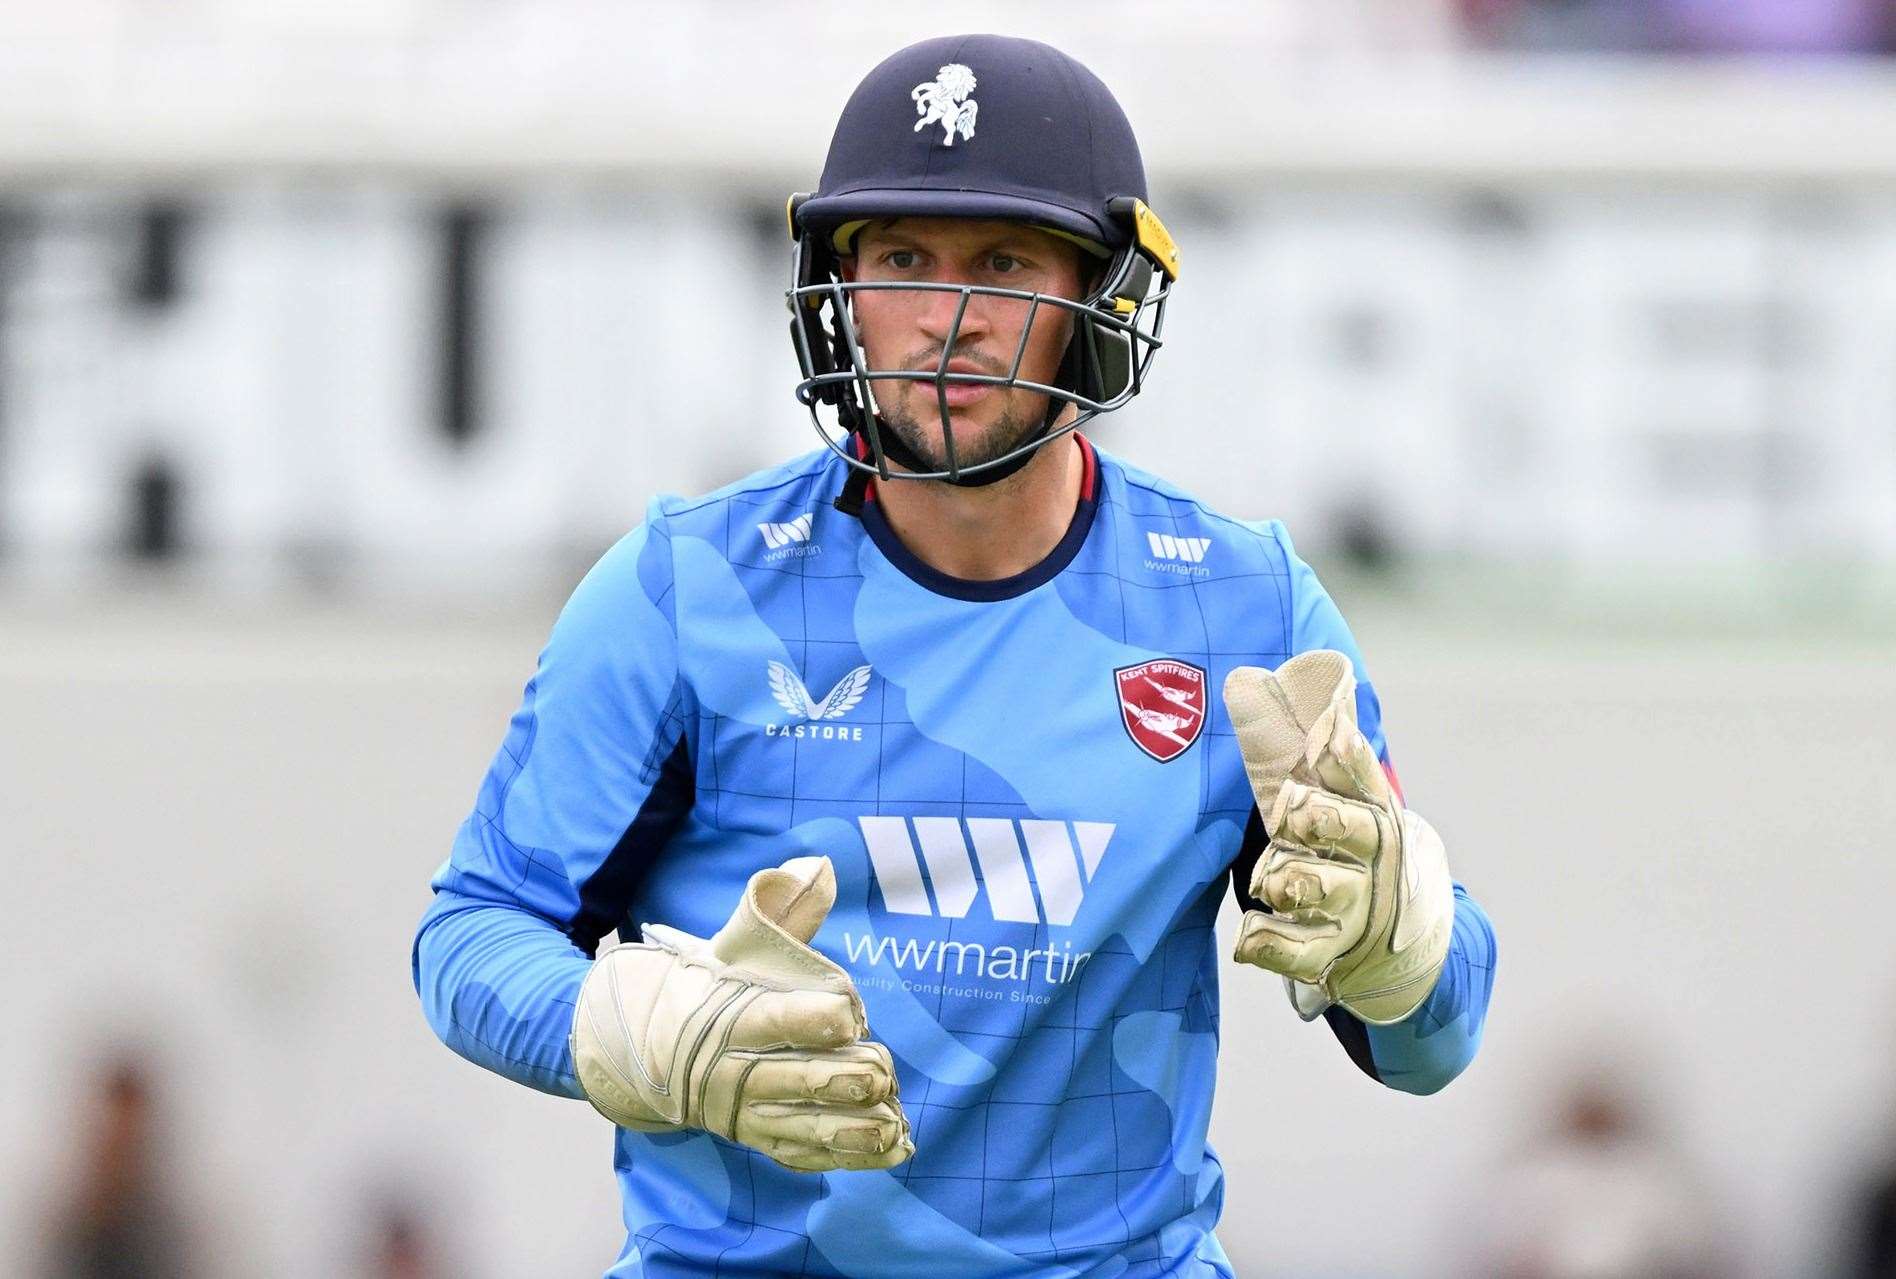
[833, 466, 872, 517]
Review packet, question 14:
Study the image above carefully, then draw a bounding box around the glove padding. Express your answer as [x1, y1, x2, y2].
[1223, 650, 1455, 1025]
[570, 855, 913, 1172]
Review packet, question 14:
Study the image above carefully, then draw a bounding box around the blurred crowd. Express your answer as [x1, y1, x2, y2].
[22, 1054, 445, 1279]
[21, 1040, 1896, 1278]
[1456, 0, 1896, 53]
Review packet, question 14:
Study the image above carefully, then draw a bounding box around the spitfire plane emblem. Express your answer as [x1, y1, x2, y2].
[912, 63, 978, 146]
[1114, 659, 1207, 763]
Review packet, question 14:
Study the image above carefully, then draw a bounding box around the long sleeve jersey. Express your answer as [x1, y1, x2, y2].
[413, 437, 1497, 1278]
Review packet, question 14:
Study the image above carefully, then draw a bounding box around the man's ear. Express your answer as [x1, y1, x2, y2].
[839, 256, 857, 283]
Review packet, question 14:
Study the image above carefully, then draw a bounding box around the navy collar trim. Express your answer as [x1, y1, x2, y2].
[854, 436, 1101, 603]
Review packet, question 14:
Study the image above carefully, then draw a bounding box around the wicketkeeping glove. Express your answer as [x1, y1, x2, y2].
[569, 855, 913, 1172]
[1223, 650, 1455, 1025]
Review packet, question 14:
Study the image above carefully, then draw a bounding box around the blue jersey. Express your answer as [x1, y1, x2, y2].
[413, 438, 1496, 1278]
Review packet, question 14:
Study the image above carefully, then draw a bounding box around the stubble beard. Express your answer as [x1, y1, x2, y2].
[877, 385, 1050, 475]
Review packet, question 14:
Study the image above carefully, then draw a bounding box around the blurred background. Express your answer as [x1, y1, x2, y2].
[5, 2, 1896, 1276]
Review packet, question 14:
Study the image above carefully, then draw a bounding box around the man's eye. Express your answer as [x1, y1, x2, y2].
[989, 255, 1020, 273]
[886, 251, 918, 269]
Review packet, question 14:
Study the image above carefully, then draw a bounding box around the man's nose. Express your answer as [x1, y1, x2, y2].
[915, 279, 992, 351]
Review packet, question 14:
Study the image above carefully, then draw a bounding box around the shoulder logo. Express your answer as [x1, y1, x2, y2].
[1144, 531, 1212, 578]
[765, 661, 871, 741]
[1114, 659, 1207, 762]
[912, 63, 978, 146]
[758, 513, 819, 562]
[759, 512, 815, 550]
[1146, 532, 1211, 563]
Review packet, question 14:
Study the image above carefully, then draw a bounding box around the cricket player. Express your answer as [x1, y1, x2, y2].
[414, 33, 1496, 1278]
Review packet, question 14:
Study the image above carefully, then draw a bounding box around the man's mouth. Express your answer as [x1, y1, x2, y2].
[920, 359, 998, 410]
[938, 383, 992, 409]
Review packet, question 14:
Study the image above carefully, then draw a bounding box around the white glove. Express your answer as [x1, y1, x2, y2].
[1223, 650, 1455, 1025]
[570, 855, 913, 1172]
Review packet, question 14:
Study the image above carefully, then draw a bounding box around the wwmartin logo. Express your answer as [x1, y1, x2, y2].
[1146, 532, 1211, 563]
[1145, 531, 1212, 578]
[857, 816, 1113, 927]
[759, 514, 812, 548]
[758, 514, 819, 561]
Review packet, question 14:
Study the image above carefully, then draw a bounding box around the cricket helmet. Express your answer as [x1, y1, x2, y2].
[787, 34, 1180, 486]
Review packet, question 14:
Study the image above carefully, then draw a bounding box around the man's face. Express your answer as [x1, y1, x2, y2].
[842, 217, 1087, 473]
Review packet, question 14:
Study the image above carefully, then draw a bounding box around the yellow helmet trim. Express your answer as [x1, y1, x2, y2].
[1131, 199, 1180, 281]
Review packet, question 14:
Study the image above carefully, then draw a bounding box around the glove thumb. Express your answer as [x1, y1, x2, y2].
[707, 856, 850, 988]
[1223, 650, 1356, 830]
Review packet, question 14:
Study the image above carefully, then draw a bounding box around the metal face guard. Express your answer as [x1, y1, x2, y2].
[786, 224, 1175, 483]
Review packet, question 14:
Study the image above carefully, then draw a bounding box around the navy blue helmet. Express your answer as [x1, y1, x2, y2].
[788, 34, 1179, 485]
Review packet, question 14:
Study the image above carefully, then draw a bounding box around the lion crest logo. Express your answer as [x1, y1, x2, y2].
[911, 63, 978, 147]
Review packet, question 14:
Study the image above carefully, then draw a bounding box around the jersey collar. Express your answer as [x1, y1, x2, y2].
[853, 434, 1100, 603]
